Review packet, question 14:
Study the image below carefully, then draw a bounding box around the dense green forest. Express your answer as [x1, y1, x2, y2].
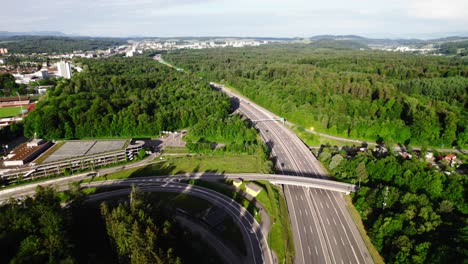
[0, 36, 126, 54]
[99, 187, 183, 264]
[317, 147, 467, 263]
[24, 57, 230, 139]
[165, 45, 468, 148]
[0, 186, 75, 263]
[438, 40, 468, 56]
[0, 185, 222, 263]
[24, 56, 264, 154]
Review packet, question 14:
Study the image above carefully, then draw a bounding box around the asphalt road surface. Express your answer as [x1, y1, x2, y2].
[214, 83, 373, 264]
[85, 181, 273, 264]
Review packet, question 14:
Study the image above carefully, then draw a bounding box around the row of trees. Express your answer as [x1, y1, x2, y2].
[318, 147, 466, 263]
[165, 45, 468, 148]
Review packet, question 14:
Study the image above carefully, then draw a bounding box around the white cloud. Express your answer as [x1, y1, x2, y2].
[407, 0, 468, 21]
[0, 0, 467, 37]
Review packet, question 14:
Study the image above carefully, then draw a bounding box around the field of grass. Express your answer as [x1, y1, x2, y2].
[163, 155, 264, 174]
[100, 154, 265, 179]
[0, 106, 22, 118]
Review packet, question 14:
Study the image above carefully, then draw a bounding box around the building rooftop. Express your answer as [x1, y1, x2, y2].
[4, 140, 48, 163]
[246, 182, 262, 193]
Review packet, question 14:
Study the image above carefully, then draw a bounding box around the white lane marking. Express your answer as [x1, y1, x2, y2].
[334, 237, 338, 246]
[303, 226, 307, 233]
[325, 202, 330, 209]
[333, 218, 337, 225]
[327, 218, 331, 225]
[341, 237, 345, 246]
[300, 195, 304, 201]
[309, 225, 313, 233]
[315, 246, 319, 256]
[308, 246, 311, 255]
[295, 195, 298, 201]
[305, 210, 308, 216]
[299, 210, 302, 216]
[319, 202, 324, 209]
[326, 191, 362, 264]
[341, 260, 345, 264]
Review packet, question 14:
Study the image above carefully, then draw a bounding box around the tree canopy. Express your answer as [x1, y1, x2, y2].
[0, 36, 126, 54]
[165, 45, 468, 148]
[24, 57, 231, 139]
[319, 147, 467, 263]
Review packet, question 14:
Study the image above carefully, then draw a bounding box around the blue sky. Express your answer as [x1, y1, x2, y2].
[2, 0, 468, 38]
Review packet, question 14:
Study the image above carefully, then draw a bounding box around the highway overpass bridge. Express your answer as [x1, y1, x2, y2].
[169, 173, 358, 194]
[0, 172, 358, 205]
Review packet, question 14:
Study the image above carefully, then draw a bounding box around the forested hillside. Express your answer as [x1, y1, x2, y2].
[165, 45, 468, 148]
[24, 56, 264, 154]
[0, 36, 126, 54]
[318, 147, 467, 263]
[24, 57, 231, 139]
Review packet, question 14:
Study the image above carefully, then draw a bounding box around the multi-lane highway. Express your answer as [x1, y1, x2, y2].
[212, 83, 373, 264]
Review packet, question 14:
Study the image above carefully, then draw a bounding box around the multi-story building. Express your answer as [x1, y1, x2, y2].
[56, 61, 72, 79]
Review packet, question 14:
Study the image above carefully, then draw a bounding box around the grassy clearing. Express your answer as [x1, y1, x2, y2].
[0, 106, 22, 118]
[252, 181, 295, 264]
[99, 155, 265, 179]
[201, 178, 294, 263]
[162, 155, 264, 174]
[344, 195, 385, 264]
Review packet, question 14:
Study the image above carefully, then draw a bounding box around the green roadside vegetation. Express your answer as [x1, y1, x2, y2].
[0, 106, 22, 118]
[186, 178, 295, 264]
[166, 46, 468, 149]
[251, 181, 295, 264]
[0, 185, 223, 263]
[319, 145, 467, 262]
[344, 195, 385, 264]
